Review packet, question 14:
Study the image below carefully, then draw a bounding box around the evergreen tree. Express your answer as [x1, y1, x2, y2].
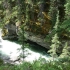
[25, 3, 30, 26]
[2, 0, 11, 24]
[65, 0, 70, 19]
[37, 0, 45, 25]
[0, 0, 4, 27]
[17, 0, 28, 60]
[60, 0, 70, 37]
[57, 0, 70, 60]
[60, 42, 70, 58]
[16, 0, 25, 21]
[48, 0, 58, 28]
[48, 11, 60, 60]
[59, 42, 70, 63]
[45, 0, 60, 42]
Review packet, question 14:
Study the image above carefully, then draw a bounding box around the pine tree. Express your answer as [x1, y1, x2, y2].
[65, 0, 70, 19]
[17, 0, 27, 60]
[37, 0, 45, 25]
[16, 0, 25, 21]
[48, 11, 60, 60]
[60, 42, 70, 58]
[0, 0, 4, 27]
[60, 0, 70, 36]
[2, 0, 11, 24]
[25, 3, 30, 26]
[60, 0, 70, 57]
[59, 0, 70, 61]
[59, 42, 70, 63]
[48, 0, 58, 28]
[64, 0, 70, 33]
[45, 0, 60, 42]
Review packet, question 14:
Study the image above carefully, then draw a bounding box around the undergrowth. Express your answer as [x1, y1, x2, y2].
[0, 58, 70, 70]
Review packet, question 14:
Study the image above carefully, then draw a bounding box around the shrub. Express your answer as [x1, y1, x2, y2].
[0, 58, 70, 70]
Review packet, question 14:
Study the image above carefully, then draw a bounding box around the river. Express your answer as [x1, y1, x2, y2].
[0, 29, 52, 64]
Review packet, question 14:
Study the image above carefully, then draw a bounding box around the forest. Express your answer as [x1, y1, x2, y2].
[0, 0, 70, 70]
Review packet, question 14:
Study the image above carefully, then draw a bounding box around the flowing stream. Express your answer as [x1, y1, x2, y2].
[0, 29, 52, 64]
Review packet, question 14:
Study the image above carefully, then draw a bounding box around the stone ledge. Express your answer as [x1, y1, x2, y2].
[24, 31, 50, 49]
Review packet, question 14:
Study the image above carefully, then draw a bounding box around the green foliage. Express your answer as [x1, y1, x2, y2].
[59, 0, 70, 37]
[0, 64, 17, 70]
[48, 0, 58, 28]
[60, 18, 70, 34]
[65, 0, 70, 19]
[0, 58, 3, 65]
[18, 24, 26, 50]
[0, 59, 70, 70]
[25, 4, 30, 25]
[0, 1, 70, 68]
[59, 42, 70, 62]
[48, 33, 60, 58]
[48, 11, 60, 59]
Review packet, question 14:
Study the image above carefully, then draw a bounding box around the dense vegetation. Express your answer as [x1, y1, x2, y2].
[0, 0, 70, 69]
[0, 58, 70, 70]
[0, 0, 70, 38]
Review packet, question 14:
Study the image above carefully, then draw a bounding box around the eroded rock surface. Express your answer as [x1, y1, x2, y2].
[24, 31, 50, 49]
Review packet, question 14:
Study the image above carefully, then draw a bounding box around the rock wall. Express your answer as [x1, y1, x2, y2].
[1, 23, 17, 39]
[24, 31, 50, 49]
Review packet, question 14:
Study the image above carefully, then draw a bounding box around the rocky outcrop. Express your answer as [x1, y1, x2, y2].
[1, 24, 63, 51]
[1, 22, 51, 49]
[1, 23, 18, 40]
[24, 31, 50, 49]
